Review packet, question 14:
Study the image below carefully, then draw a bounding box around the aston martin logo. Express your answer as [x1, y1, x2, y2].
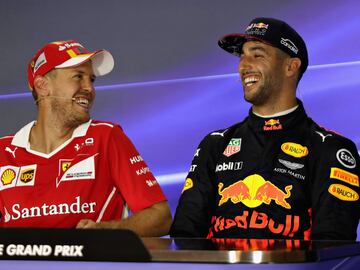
[278, 159, 304, 170]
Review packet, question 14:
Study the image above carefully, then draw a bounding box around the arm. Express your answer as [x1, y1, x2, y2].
[170, 136, 217, 237]
[76, 201, 172, 236]
[77, 125, 171, 236]
[310, 135, 360, 240]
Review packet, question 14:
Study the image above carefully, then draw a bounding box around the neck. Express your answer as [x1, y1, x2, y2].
[29, 113, 76, 154]
[253, 104, 298, 118]
[252, 94, 297, 116]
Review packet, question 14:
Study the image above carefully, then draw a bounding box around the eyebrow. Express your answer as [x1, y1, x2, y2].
[241, 45, 269, 55]
[73, 69, 96, 80]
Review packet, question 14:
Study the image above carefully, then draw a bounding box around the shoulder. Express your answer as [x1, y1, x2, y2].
[310, 123, 359, 169]
[200, 120, 247, 151]
[0, 134, 15, 145]
[90, 120, 122, 130]
[84, 120, 126, 144]
[88, 120, 124, 134]
[311, 123, 357, 150]
[0, 134, 15, 141]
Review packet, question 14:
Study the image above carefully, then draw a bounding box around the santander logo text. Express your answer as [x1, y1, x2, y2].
[4, 196, 96, 223]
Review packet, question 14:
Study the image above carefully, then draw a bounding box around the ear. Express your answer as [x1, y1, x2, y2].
[285, 58, 301, 78]
[33, 75, 50, 97]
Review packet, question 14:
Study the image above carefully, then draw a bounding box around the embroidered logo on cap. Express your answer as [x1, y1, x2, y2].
[280, 38, 298, 54]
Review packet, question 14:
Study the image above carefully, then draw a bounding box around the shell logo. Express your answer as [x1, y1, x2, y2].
[1, 169, 16, 185]
[281, 142, 309, 158]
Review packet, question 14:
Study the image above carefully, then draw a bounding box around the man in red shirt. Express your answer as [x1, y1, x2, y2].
[0, 40, 172, 236]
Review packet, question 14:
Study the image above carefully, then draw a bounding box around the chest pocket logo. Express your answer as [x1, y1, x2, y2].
[56, 154, 97, 187]
[281, 142, 308, 158]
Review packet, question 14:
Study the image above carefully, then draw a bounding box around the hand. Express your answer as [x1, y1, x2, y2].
[76, 219, 99, 229]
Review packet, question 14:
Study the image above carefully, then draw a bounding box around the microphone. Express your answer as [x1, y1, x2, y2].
[35, 96, 76, 104]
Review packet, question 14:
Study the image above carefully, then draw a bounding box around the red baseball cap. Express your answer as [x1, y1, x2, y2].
[28, 40, 114, 90]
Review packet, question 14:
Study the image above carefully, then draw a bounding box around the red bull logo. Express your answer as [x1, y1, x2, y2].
[246, 22, 269, 31]
[218, 182, 250, 206]
[208, 211, 300, 238]
[263, 119, 282, 131]
[218, 174, 292, 209]
[255, 182, 292, 209]
[254, 22, 269, 29]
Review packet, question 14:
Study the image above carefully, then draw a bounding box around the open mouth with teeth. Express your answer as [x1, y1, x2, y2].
[74, 97, 91, 109]
[243, 76, 260, 87]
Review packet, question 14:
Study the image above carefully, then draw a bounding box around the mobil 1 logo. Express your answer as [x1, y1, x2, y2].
[215, 162, 243, 172]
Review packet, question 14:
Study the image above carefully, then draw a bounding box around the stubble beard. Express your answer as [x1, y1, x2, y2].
[244, 81, 270, 106]
[243, 74, 281, 107]
[51, 99, 90, 129]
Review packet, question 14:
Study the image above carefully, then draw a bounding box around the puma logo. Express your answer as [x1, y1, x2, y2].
[211, 129, 228, 137]
[316, 131, 333, 142]
[5, 147, 18, 158]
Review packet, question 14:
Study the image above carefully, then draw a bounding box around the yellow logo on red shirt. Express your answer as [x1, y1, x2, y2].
[1, 169, 16, 185]
[20, 169, 35, 183]
[0, 165, 36, 190]
[62, 161, 71, 172]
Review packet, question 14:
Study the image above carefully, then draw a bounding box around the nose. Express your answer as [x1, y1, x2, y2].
[82, 77, 95, 93]
[238, 55, 253, 73]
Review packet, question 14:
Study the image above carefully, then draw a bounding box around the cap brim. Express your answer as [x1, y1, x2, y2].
[218, 34, 273, 57]
[55, 50, 114, 76]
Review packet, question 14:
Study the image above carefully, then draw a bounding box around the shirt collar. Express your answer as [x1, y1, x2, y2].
[248, 100, 307, 132]
[11, 120, 92, 148]
[252, 105, 299, 118]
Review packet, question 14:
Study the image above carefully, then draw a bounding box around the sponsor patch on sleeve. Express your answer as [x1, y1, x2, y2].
[328, 184, 359, 201]
[182, 178, 193, 193]
[336, 149, 356, 169]
[330, 167, 359, 187]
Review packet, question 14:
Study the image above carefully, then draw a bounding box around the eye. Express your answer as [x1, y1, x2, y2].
[73, 74, 83, 80]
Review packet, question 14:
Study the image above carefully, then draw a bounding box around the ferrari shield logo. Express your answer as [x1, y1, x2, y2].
[62, 161, 71, 172]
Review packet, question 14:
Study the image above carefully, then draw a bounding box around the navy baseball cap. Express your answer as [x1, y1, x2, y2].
[218, 17, 308, 74]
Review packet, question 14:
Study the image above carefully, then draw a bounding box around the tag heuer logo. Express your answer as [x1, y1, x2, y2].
[223, 138, 242, 157]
